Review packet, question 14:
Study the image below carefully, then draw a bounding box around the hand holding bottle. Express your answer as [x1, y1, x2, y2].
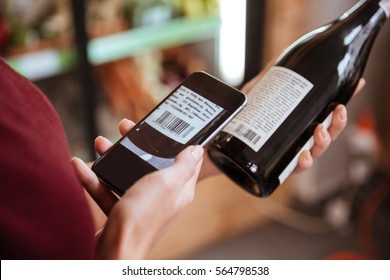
[242, 58, 366, 170]
[198, 62, 366, 181]
[208, 0, 389, 197]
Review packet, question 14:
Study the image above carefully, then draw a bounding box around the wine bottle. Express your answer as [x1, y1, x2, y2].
[208, 0, 390, 197]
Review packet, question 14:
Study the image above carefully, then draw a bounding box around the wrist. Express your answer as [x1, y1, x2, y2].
[95, 207, 151, 259]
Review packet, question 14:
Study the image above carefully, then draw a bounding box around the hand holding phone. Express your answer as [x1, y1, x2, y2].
[92, 72, 247, 195]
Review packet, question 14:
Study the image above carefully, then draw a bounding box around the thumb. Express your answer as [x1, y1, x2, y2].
[71, 157, 118, 216]
[130, 145, 204, 199]
[164, 145, 204, 205]
[168, 145, 204, 185]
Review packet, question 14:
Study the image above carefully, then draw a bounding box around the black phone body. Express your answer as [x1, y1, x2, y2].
[92, 72, 247, 195]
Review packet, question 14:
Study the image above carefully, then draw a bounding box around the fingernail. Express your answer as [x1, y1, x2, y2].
[338, 105, 347, 121]
[95, 136, 103, 142]
[71, 156, 85, 164]
[71, 157, 93, 179]
[120, 118, 129, 124]
[320, 125, 328, 140]
[191, 145, 204, 161]
[71, 157, 83, 169]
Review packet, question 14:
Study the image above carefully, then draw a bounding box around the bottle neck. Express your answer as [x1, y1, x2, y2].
[337, 0, 388, 41]
[335, 0, 387, 81]
[342, 0, 387, 21]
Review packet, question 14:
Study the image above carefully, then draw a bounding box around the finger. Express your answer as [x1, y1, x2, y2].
[71, 157, 118, 216]
[119, 118, 135, 136]
[163, 145, 204, 189]
[295, 150, 313, 173]
[95, 136, 113, 156]
[122, 145, 203, 213]
[310, 124, 331, 158]
[352, 78, 366, 98]
[137, 146, 203, 198]
[94, 119, 135, 156]
[178, 154, 203, 206]
[171, 146, 204, 206]
[294, 79, 365, 175]
[174, 145, 204, 176]
[328, 105, 348, 140]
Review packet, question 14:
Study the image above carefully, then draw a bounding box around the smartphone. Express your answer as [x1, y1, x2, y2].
[92, 71, 247, 195]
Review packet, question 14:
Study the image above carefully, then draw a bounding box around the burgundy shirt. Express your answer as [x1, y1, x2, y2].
[0, 59, 95, 259]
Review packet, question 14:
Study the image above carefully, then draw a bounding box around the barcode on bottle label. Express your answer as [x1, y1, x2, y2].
[233, 124, 261, 145]
[224, 66, 313, 152]
[145, 85, 225, 144]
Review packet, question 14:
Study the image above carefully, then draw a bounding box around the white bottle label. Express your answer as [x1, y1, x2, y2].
[223, 66, 313, 152]
[145, 85, 225, 144]
[380, 0, 390, 18]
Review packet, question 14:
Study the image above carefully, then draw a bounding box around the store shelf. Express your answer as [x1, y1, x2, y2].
[5, 48, 76, 81]
[5, 15, 220, 81]
[89, 15, 219, 64]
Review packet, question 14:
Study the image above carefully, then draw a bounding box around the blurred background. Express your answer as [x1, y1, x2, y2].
[1, 0, 389, 260]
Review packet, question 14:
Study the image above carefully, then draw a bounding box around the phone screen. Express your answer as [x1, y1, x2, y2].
[122, 84, 226, 169]
[92, 72, 246, 195]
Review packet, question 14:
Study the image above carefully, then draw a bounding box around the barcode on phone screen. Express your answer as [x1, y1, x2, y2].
[234, 124, 261, 145]
[154, 111, 195, 138]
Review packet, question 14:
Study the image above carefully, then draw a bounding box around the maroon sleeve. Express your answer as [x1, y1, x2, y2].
[0, 59, 95, 259]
